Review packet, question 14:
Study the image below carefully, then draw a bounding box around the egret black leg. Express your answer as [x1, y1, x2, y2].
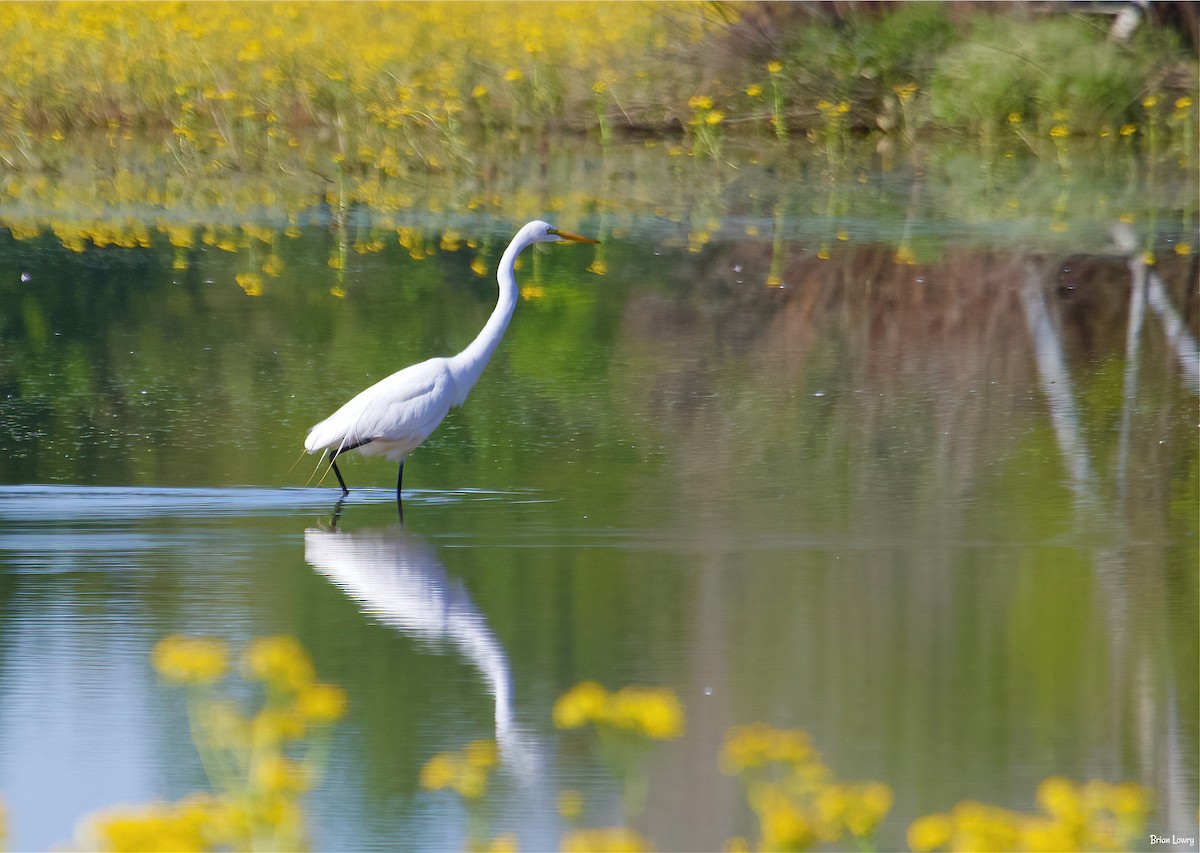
[395, 461, 405, 522]
[328, 449, 350, 496]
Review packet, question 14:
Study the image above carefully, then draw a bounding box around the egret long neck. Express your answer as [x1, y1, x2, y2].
[448, 237, 522, 402]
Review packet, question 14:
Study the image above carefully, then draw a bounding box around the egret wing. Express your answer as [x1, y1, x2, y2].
[305, 359, 454, 458]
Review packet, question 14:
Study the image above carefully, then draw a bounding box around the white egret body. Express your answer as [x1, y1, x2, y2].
[305, 220, 597, 496]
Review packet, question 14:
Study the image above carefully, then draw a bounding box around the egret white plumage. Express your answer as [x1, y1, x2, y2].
[305, 220, 598, 497]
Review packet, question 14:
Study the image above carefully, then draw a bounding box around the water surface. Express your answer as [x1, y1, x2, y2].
[0, 146, 1196, 850]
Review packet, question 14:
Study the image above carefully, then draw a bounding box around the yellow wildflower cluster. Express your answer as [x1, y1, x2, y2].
[907, 776, 1151, 852]
[419, 739, 500, 801]
[78, 794, 233, 853]
[721, 723, 892, 851]
[151, 635, 228, 685]
[0, 1, 721, 149]
[560, 826, 654, 852]
[86, 634, 349, 852]
[552, 680, 684, 740]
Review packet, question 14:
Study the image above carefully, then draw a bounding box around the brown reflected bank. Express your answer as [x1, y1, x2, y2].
[605, 240, 1196, 849]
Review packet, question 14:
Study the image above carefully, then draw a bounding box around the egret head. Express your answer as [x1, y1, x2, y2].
[522, 219, 599, 246]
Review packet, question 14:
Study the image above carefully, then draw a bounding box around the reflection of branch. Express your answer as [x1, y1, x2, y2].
[304, 525, 538, 780]
[1116, 258, 1147, 502]
[1020, 262, 1097, 503]
[1145, 269, 1200, 395]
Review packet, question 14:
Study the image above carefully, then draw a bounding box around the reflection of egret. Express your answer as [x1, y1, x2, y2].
[305, 221, 598, 497]
[304, 524, 539, 779]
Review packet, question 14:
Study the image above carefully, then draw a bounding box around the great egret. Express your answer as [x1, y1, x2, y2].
[305, 220, 598, 497]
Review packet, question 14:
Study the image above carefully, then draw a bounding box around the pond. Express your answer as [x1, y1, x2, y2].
[0, 138, 1196, 851]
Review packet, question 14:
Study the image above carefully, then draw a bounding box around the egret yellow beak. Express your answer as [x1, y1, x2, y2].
[549, 228, 599, 244]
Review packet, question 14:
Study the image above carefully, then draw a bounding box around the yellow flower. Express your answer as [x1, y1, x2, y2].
[836, 100, 850, 114]
[243, 635, 314, 693]
[253, 756, 307, 794]
[705, 110, 724, 125]
[553, 681, 607, 729]
[465, 739, 498, 770]
[296, 683, 348, 724]
[1175, 96, 1193, 109]
[688, 94, 713, 110]
[1120, 123, 1137, 136]
[420, 753, 456, 791]
[1142, 250, 1155, 266]
[767, 60, 783, 74]
[817, 244, 830, 260]
[1008, 111, 1022, 124]
[1050, 124, 1069, 138]
[471, 85, 487, 98]
[1142, 95, 1158, 108]
[907, 813, 953, 851]
[592, 80, 608, 95]
[503, 68, 523, 82]
[612, 686, 685, 740]
[560, 827, 651, 852]
[1175, 241, 1193, 255]
[254, 707, 306, 743]
[746, 84, 763, 98]
[152, 635, 228, 685]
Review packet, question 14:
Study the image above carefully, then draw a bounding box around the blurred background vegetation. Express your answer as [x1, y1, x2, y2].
[0, 1, 1195, 267]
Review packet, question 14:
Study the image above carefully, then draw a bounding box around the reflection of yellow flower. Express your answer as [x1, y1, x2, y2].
[1175, 242, 1193, 255]
[1049, 124, 1069, 138]
[893, 82, 917, 104]
[1120, 123, 1137, 136]
[234, 274, 262, 298]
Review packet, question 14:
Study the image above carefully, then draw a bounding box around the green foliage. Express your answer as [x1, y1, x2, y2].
[929, 16, 1160, 136]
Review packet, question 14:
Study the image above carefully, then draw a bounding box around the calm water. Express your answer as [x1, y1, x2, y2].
[0, 146, 1197, 850]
